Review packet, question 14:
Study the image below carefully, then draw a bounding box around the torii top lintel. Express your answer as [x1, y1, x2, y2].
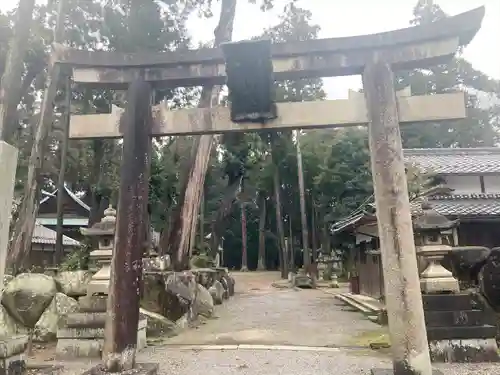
[56, 7, 484, 88]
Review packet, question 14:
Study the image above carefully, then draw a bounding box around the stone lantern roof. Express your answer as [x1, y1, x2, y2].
[413, 201, 458, 231]
[80, 205, 116, 237]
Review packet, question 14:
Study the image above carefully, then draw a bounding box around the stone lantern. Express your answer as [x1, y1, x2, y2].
[57, 204, 147, 359]
[413, 201, 459, 294]
[80, 205, 116, 296]
[331, 250, 342, 288]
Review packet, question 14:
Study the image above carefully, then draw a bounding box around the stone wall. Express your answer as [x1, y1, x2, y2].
[0, 267, 236, 344]
[0, 271, 90, 342]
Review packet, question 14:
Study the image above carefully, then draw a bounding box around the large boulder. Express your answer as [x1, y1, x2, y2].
[139, 308, 177, 338]
[56, 271, 92, 297]
[215, 268, 235, 296]
[219, 277, 229, 300]
[209, 280, 224, 305]
[143, 256, 171, 272]
[34, 293, 79, 342]
[192, 284, 214, 318]
[479, 248, 500, 312]
[191, 268, 217, 289]
[0, 305, 24, 337]
[165, 271, 197, 303]
[164, 271, 198, 321]
[3, 275, 13, 287]
[141, 271, 172, 317]
[2, 273, 57, 328]
[443, 246, 491, 286]
[142, 271, 199, 322]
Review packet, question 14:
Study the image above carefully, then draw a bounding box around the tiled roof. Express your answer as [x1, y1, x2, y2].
[331, 213, 370, 233]
[40, 185, 90, 211]
[32, 224, 81, 246]
[428, 194, 500, 217]
[332, 193, 500, 234]
[404, 148, 500, 175]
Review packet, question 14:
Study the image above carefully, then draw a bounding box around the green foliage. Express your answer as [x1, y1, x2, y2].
[190, 254, 212, 268]
[3, 0, 499, 271]
[397, 1, 500, 148]
[59, 244, 91, 271]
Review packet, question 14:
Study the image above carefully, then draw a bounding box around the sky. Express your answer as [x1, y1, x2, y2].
[1, 0, 499, 99]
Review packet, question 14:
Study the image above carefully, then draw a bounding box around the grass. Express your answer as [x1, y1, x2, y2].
[348, 329, 391, 348]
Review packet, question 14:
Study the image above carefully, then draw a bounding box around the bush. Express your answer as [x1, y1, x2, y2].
[190, 254, 212, 269]
[59, 244, 91, 271]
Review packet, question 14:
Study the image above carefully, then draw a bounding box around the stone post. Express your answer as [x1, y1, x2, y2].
[363, 61, 432, 375]
[0, 141, 17, 283]
[0, 141, 28, 373]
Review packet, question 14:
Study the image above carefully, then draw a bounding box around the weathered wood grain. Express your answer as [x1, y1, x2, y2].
[69, 93, 466, 139]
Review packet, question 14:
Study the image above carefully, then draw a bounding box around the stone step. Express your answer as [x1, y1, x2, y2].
[78, 295, 108, 312]
[63, 313, 106, 328]
[422, 294, 479, 311]
[424, 310, 495, 327]
[335, 294, 375, 315]
[426, 324, 497, 341]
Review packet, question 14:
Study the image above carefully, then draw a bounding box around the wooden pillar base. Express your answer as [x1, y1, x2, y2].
[371, 369, 443, 375]
[82, 363, 158, 375]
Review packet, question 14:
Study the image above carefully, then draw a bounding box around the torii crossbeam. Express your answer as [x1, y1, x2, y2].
[54, 7, 485, 375]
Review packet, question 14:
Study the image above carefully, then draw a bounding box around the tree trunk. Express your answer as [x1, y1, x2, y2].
[55, 76, 71, 264]
[257, 195, 266, 270]
[199, 192, 204, 252]
[321, 222, 330, 255]
[240, 203, 248, 271]
[0, 0, 36, 143]
[167, 0, 237, 271]
[311, 199, 317, 254]
[209, 177, 242, 256]
[288, 215, 293, 271]
[161, 139, 198, 257]
[272, 158, 287, 278]
[7, 0, 67, 272]
[88, 140, 105, 227]
[295, 131, 310, 268]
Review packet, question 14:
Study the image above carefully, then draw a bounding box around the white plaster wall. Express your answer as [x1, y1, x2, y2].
[483, 175, 500, 193]
[444, 175, 481, 194]
[355, 233, 372, 244]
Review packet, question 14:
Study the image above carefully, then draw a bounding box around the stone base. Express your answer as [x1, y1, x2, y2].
[82, 363, 158, 375]
[371, 369, 443, 375]
[56, 318, 147, 358]
[0, 335, 28, 375]
[27, 364, 64, 374]
[420, 276, 459, 294]
[293, 275, 314, 288]
[329, 280, 340, 288]
[429, 338, 500, 363]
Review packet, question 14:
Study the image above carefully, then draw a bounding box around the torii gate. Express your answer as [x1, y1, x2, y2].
[55, 6, 483, 375]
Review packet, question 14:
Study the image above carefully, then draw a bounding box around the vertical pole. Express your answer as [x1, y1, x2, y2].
[288, 218, 293, 271]
[363, 61, 432, 375]
[55, 75, 71, 264]
[240, 203, 248, 271]
[103, 78, 152, 372]
[295, 131, 310, 268]
[199, 192, 204, 252]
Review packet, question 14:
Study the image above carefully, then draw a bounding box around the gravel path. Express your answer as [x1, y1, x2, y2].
[164, 280, 379, 347]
